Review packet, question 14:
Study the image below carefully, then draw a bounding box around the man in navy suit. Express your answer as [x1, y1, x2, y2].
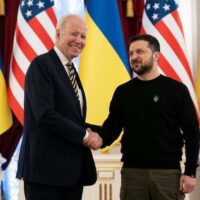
[17, 14, 102, 200]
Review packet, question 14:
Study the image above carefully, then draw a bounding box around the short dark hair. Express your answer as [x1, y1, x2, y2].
[129, 34, 160, 52]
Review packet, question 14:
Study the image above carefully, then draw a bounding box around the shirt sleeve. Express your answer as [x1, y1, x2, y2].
[178, 84, 200, 177]
[100, 87, 124, 147]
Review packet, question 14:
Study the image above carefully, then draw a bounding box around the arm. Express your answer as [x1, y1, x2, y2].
[100, 87, 124, 148]
[178, 85, 200, 193]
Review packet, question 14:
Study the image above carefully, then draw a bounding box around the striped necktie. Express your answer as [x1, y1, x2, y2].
[66, 63, 80, 102]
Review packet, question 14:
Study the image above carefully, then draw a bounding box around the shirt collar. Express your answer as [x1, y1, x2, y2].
[54, 46, 69, 66]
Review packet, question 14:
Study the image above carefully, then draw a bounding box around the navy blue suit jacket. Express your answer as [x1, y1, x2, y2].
[17, 49, 97, 187]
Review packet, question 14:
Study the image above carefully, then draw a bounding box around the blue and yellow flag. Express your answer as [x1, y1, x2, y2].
[0, 53, 12, 134]
[79, 0, 131, 126]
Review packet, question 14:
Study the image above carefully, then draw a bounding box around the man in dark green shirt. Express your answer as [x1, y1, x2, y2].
[100, 34, 200, 200]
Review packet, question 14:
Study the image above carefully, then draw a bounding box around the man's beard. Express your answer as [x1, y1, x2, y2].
[132, 59, 153, 76]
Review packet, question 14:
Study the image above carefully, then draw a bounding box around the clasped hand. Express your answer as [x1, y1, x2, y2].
[83, 128, 103, 150]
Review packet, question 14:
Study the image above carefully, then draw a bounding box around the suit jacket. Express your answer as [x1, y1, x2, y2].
[17, 49, 97, 187]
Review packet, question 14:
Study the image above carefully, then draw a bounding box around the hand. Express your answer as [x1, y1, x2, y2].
[83, 128, 103, 150]
[179, 175, 196, 193]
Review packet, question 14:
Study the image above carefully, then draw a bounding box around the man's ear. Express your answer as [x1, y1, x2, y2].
[56, 30, 60, 39]
[154, 52, 160, 61]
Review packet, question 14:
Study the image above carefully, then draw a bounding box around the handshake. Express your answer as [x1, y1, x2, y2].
[83, 128, 103, 150]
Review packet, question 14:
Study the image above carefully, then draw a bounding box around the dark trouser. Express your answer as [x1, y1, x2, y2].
[120, 168, 185, 200]
[24, 181, 83, 200]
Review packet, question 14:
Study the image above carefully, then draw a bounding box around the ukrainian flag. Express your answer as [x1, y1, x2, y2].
[79, 0, 131, 126]
[0, 53, 12, 134]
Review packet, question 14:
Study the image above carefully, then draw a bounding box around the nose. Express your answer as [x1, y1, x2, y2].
[75, 36, 82, 43]
[76, 36, 86, 47]
[129, 52, 138, 60]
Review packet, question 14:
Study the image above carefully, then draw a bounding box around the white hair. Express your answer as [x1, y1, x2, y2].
[56, 14, 85, 31]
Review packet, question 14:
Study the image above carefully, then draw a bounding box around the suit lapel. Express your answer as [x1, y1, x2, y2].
[49, 49, 86, 119]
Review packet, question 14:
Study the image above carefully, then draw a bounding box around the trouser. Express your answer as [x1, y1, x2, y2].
[120, 168, 185, 200]
[24, 181, 83, 200]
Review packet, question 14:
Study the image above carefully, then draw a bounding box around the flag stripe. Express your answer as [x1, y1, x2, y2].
[163, 13, 188, 58]
[171, 11, 184, 35]
[156, 17, 193, 84]
[11, 57, 25, 89]
[8, 86, 24, 124]
[17, 10, 47, 54]
[13, 36, 30, 74]
[15, 24, 37, 61]
[9, 67, 24, 109]
[142, 25, 181, 81]
[36, 11, 56, 43]
[29, 18, 54, 50]
[46, 7, 57, 27]
[159, 55, 181, 82]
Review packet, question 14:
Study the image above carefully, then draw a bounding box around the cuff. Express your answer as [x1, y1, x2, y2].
[83, 130, 89, 141]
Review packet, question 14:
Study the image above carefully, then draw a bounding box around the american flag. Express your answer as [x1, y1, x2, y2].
[140, 0, 199, 115]
[8, 0, 57, 124]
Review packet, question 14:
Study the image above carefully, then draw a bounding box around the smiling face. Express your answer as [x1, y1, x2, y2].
[129, 40, 160, 76]
[55, 16, 87, 61]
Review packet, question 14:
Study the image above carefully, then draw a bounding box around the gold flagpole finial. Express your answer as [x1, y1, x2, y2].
[0, 0, 5, 16]
[126, 0, 134, 17]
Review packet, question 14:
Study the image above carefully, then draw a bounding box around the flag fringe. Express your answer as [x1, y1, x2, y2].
[0, 0, 5, 16]
[126, 0, 134, 17]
